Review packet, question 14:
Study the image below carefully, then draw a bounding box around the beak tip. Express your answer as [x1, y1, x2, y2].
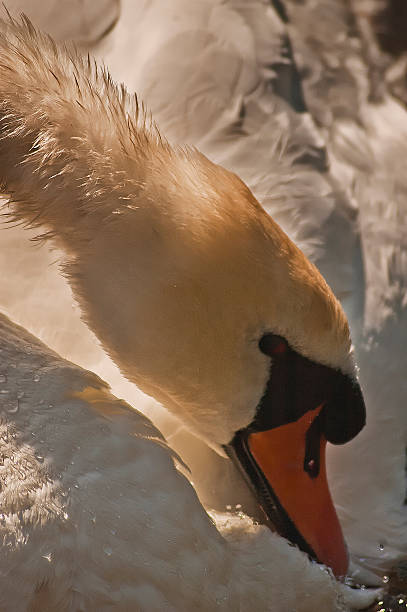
[315, 530, 349, 579]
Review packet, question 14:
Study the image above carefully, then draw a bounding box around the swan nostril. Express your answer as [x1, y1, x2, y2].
[305, 458, 318, 479]
[304, 412, 323, 479]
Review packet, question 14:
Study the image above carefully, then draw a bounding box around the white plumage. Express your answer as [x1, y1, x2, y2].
[0, 314, 375, 611]
[0, 0, 406, 609]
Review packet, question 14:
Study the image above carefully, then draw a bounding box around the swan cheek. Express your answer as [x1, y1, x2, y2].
[247, 405, 348, 578]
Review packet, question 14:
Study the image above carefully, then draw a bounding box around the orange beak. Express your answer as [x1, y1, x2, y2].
[225, 334, 366, 578]
[247, 405, 348, 577]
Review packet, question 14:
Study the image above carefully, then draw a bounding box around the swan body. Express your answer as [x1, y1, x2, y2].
[0, 313, 376, 610]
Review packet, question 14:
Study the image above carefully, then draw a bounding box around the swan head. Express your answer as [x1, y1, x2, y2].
[68, 149, 365, 578]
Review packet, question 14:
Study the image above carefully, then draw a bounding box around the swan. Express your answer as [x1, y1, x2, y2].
[3, 6, 406, 576]
[89, 0, 407, 586]
[0, 14, 380, 611]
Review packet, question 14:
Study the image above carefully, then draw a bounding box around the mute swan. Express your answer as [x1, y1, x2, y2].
[89, 0, 407, 588]
[4, 7, 406, 578]
[0, 14, 379, 611]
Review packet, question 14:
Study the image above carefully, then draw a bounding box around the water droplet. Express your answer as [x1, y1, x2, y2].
[35, 454, 44, 463]
[33, 374, 40, 382]
[104, 546, 112, 556]
[0, 374, 7, 383]
[63, 512, 69, 520]
[91, 516, 96, 524]
[74, 483, 79, 489]
[378, 543, 384, 551]
[382, 575, 389, 584]
[226, 505, 232, 511]
[42, 552, 52, 563]
[17, 391, 24, 400]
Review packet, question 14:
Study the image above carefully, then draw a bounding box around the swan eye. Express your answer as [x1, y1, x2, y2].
[258, 333, 289, 357]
